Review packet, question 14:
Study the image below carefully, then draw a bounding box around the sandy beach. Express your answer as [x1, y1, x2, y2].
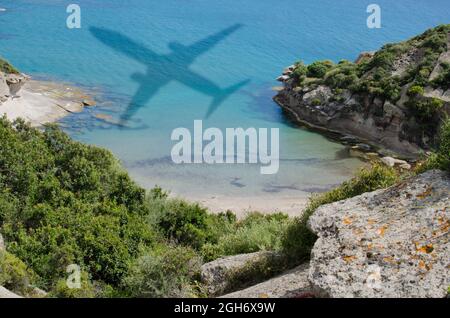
[179, 193, 310, 218]
[0, 79, 94, 127]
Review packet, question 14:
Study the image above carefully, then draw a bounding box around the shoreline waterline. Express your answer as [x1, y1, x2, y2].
[0, 73, 365, 216]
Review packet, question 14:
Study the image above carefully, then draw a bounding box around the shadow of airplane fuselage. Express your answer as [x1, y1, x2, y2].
[89, 24, 250, 126]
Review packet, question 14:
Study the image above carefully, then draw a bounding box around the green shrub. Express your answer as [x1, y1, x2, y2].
[121, 245, 202, 298]
[0, 250, 36, 296]
[0, 57, 19, 74]
[407, 97, 444, 122]
[292, 62, 308, 82]
[48, 271, 96, 298]
[433, 67, 450, 89]
[151, 199, 211, 249]
[201, 213, 290, 262]
[307, 60, 334, 78]
[408, 85, 425, 96]
[418, 118, 450, 172]
[281, 164, 398, 264]
[0, 118, 155, 290]
[311, 98, 322, 106]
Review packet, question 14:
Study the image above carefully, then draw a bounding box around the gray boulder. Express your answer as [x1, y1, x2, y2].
[220, 263, 313, 298]
[201, 251, 277, 296]
[308, 170, 450, 298]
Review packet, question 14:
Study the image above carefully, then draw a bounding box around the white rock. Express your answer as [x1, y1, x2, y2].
[381, 156, 409, 168]
[0, 286, 22, 298]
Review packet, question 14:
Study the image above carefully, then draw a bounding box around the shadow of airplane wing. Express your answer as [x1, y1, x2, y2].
[184, 24, 243, 61]
[119, 82, 161, 126]
[90, 27, 159, 64]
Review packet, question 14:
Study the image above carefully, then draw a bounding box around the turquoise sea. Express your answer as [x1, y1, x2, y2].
[1, 0, 449, 202]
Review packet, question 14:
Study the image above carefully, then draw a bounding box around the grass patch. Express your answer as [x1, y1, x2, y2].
[416, 118, 450, 172]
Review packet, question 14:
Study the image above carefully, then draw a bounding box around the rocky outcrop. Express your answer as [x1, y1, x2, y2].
[220, 263, 313, 298]
[5, 73, 27, 96]
[201, 251, 277, 296]
[308, 170, 450, 298]
[274, 82, 425, 158]
[274, 27, 450, 159]
[0, 71, 28, 103]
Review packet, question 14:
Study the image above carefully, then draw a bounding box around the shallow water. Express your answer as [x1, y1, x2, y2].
[0, 0, 449, 201]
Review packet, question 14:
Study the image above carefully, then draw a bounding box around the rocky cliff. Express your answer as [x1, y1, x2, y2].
[274, 25, 450, 158]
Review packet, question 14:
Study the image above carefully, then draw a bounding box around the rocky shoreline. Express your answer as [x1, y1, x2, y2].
[0, 71, 96, 127]
[273, 27, 450, 161]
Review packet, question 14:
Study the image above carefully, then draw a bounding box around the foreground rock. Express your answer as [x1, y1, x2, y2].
[201, 251, 277, 296]
[0, 286, 22, 298]
[220, 263, 313, 298]
[308, 170, 450, 298]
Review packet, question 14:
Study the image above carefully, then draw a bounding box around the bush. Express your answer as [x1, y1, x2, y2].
[408, 85, 425, 96]
[121, 245, 202, 298]
[281, 164, 398, 264]
[150, 199, 211, 249]
[201, 213, 290, 262]
[407, 97, 444, 122]
[0, 118, 155, 291]
[433, 67, 450, 89]
[0, 250, 36, 296]
[418, 118, 450, 172]
[48, 271, 96, 298]
[292, 62, 308, 82]
[311, 98, 322, 106]
[307, 60, 333, 78]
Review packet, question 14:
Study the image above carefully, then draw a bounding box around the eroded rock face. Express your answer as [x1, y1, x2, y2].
[5, 73, 27, 96]
[308, 170, 450, 298]
[274, 81, 424, 158]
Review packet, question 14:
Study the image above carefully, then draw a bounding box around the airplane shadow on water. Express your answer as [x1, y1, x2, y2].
[89, 24, 250, 128]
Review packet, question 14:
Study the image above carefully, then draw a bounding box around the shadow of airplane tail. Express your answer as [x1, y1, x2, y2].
[205, 79, 250, 118]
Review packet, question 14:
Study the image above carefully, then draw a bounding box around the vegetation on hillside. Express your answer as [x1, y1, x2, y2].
[1, 25, 448, 298]
[291, 24, 450, 147]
